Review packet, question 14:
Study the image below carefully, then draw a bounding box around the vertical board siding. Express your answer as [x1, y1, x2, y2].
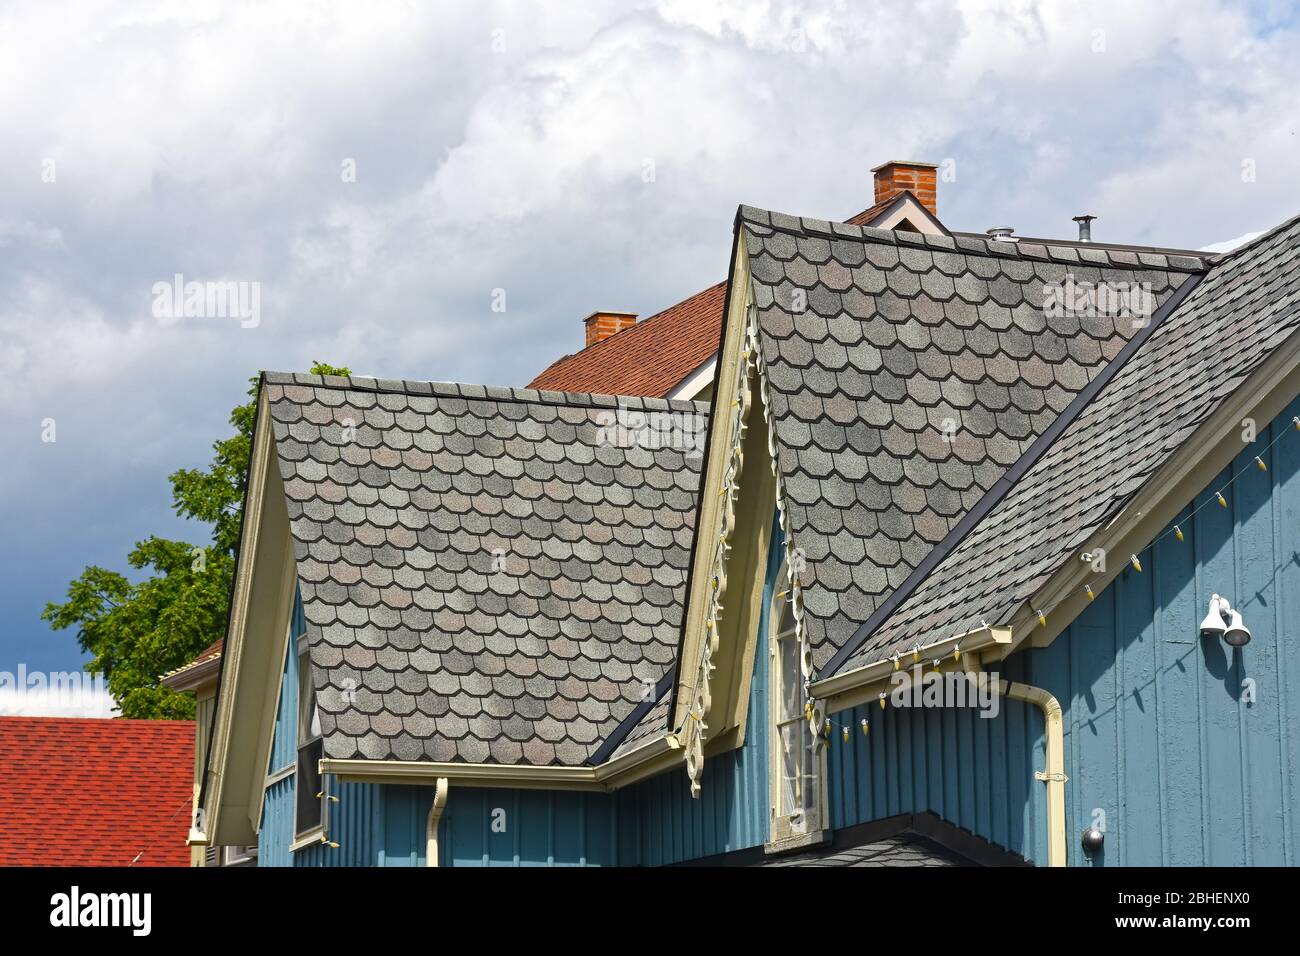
[259, 588, 381, 866]
[610, 518, 780, 865]
[827, 677, 1044, 861]
[826, 397, 1300, 866]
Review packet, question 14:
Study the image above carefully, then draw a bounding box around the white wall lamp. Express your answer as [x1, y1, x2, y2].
[1199, 593, 1252, 647]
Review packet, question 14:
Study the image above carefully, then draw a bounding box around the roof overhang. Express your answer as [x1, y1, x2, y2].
[1002, 320, 1300, 656]
[811, 624, 1013, 713]
[159, 654, 221, 694]
[198, 386, 299, 847]
[321, 729, 686, 792]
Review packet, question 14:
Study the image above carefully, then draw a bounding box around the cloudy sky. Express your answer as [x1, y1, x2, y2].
[2, 0, 1297, 713]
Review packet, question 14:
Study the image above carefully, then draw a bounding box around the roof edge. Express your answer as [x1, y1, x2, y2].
[737, 205, 1208, 273]
[262, 371, 709, 416]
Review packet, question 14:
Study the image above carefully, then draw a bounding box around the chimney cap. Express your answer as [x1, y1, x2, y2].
[870, 159, 940, 172]
[986, 227, 1017, 242]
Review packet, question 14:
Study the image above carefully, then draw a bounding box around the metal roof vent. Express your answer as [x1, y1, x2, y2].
[1072, 214, 1097, 242]
[986, 227, 1017, 243]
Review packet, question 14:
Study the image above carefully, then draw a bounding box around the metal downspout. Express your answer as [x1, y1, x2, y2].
[425, 778, 449, 867]
[999, 680, 1068, 867]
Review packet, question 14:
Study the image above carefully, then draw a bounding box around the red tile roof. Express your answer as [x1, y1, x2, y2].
[525, 198, 906, 398]
[0, 717, 194, 867]
[529, 281, 727, 398]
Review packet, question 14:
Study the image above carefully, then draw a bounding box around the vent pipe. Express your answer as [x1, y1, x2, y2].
[986, 227, 1016, 243]
[1072, 214, 1096, 242]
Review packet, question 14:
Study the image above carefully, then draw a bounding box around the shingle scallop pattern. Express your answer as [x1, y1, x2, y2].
[264, 373, 706, 766]
[841, 211, 1300, 670]
[737, 206, 1206, 672]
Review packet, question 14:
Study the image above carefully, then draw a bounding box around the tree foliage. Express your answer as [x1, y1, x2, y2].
[43, 362, 351, 718]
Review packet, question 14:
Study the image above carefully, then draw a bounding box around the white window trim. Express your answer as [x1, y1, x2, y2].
[292, 633, 328, 841]
[765, 560, 827, 853]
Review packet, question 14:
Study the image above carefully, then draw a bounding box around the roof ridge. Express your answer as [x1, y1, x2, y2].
[1208, 207, 1300, 265]
[820, 268, 1208, 678]
[262, 371, 709, 415]
[737, 204, 1208, 273]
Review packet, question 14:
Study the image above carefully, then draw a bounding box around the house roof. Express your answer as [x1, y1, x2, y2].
[839, 210, 1300, 670]
[264, 373, 705, 766]
[524, 193, 933, 400]
[0, 717, 194, 866]
[737, 205, 1210, 672]
[528, 282, 727, 398]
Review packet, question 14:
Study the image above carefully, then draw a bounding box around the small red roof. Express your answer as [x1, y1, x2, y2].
[529, 281, 727, 398]
[0, 717, 194, 867]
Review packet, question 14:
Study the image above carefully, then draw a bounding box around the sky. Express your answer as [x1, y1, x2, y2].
[2, 0, 1298, 715]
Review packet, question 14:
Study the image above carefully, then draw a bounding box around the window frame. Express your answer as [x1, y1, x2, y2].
[766, 560, 827, 852]
[292, 633, 327, 841]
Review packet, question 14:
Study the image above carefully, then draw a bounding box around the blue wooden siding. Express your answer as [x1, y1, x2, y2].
[258, 590, 381, 866]
[827, 675, 1046, 861]
[826, 396, 1300, 866]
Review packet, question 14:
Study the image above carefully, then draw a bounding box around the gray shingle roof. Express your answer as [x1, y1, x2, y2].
[760, 832, 968, 866]
[738, 206, 1209, 673]
[263, 373, 705, 766]
[841, 211, 1300, 669]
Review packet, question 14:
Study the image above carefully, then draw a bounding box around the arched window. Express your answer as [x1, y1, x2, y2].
[768, 563, 823, 846]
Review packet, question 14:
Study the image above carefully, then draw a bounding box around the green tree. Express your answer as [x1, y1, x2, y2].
[42, 362, 351, 718]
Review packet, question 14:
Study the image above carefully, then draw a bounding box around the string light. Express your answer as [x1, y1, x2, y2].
[860, 718, 869, 736]
[1216, 491, 1228, 508]
[1036, 609, 1048, 628]
[1174, 525, 1184, 542]
[1085, 584, 1095, 601]
[1255, 456, 1267, 472]
[878, 692, 887, 710]
[842, 725, 850, 742]
[1129, 554, 1143, 573]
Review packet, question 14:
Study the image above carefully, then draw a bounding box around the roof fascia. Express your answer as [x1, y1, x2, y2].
[667, 353, 718, 401]
[1001, 323, 1300, 656]
[811, 625, 1013, 711]
[869, 192, 949, 236]
[669, 228, 770, 778]
[201, 387, 298, 846]
[321, 733, 684, 791]
[159, 655, 221, 693]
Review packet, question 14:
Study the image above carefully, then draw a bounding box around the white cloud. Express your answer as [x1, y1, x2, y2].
[4, 0, 1300, 674]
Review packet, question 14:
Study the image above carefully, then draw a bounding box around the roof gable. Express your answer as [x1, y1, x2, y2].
[837, 211, 1300, 672]
[265, 374, 707, 767]
[738, 206, 1208, 673]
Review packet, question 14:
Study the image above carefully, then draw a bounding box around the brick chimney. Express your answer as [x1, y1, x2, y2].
[871, 160, 938, 215]
[584, 310, 637, 348]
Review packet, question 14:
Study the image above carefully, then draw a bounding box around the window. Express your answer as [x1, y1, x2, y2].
[769, 565, 823, 847]
[294, 636, 325, 837]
